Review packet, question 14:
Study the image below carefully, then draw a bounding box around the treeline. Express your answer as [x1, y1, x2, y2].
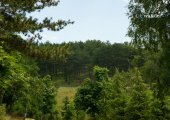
[37, 40, 138, 83]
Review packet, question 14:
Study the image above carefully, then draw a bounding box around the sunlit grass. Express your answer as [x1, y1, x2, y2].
[57, 87, 78, 110]
[56, 86, 78, 119]
[5, 115, 34, 120]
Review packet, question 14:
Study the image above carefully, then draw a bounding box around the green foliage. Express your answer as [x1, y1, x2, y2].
[61, 97, 75, 120]
[97, 70, 127, 120]
[93, 66, 109, 81]
[0, 0, 73, 38]
[10, 75, 58, 120]
[140, 51, 161, 84]
[128, 1, 170, 117]
[74, 78, 102, 117]
[74, 66, 109, 118]
[127, 0, 169, 51]
[38, 40, 138, 84]
[0, 46, 27, 104]
[74, 66, 126, 119]
[0, 46, 58, 119]
[128, 0, 170, 100]
[0, 0, 73, 119]
[28, 42, 71, 61]
[74, 66, 170, 119]
[0, 0, 72, 61]
[124, 68, 150, 119]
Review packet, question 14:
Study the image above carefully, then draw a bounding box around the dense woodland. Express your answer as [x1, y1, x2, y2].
[0, 0, 170, 120]
[37, 41, 137, 83]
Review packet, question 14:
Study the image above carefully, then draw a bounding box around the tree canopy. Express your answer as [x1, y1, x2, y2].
[0, 0, 72, 119]
[128, 0, 170, 51]
[0, 0, 72, 36]
[128, 0, 170, 95]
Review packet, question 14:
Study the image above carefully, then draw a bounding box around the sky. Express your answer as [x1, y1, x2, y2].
[31, 0, 130, 43]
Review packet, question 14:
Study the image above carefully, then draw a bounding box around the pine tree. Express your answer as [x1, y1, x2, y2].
[125, 68, 150, 119]
[0, 0, 73, 57]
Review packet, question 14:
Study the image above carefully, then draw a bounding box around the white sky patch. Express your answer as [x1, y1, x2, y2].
[41, 34, 60, 43]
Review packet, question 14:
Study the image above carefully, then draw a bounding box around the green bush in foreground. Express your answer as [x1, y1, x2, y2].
[74, 66, 170, 120]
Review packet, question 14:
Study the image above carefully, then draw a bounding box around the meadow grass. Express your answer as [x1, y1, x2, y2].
[5, 115, 34, 120]
[57, 87, 78, 110]
[56, 86, 78, 119]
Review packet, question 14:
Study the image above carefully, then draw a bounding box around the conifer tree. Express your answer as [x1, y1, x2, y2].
[0, 0, 73, 57]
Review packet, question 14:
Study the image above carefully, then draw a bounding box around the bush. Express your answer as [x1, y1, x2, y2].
[61, 97, 75, 120]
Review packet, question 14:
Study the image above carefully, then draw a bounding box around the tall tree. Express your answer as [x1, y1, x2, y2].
[0, 0, 73, 57]
[128, 0, 170, 105]
[0, 1, 72, 119]
[0, 0, 72, 37]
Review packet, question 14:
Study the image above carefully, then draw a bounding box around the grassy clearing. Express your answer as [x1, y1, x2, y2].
[57, 87, 78, 110]
[5, 116, 34, 120]
[56, 87, 78, 119]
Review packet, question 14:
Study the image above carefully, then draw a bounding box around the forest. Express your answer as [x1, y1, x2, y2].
[0, 0, 170, 120]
